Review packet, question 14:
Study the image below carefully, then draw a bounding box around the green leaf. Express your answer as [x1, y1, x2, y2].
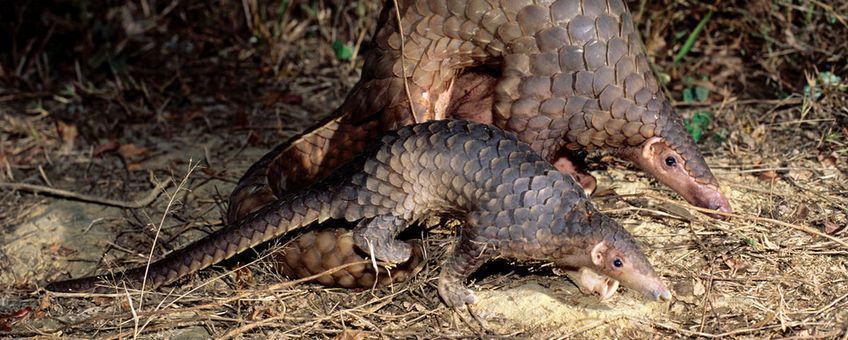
[674, 10, 713, 65]
[684, 111, 712, 143]
[804, 71, 844, 100]
[740, 236, 761, 249]
[683, 76, 710, 104]
[682, 87, 695, 103]
[332, 40, 354, 61]
[694, 85, 710, 102]
[62, 84, 76, 97]
[712, 128, 727, 144]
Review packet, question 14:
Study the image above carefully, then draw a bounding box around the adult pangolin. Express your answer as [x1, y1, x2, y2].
[46, 121, 672, 306]
[228, 0, 731, 292]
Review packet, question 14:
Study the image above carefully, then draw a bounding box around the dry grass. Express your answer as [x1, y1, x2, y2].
[1, 0, 846, 338]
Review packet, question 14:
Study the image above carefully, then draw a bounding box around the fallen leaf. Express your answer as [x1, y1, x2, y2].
[599, 155, 616, 163]
[249, 306, 273, 321]
[55, 121, 78, 154]
[693, 279, 706, 296]
[48, 242, 75, 256]
[756, 170, 779, 181]
[724, 257, 748, 272]
[0, 307, 31, 331]
[181, 107, 204, 123]
[262, 90, 302, 106]
[824, 221, 844, 235]
[118, 143, 149, 159]
[38, 294, 50, 310]
[232, 262, 254, 288]
[126, 162, 144, 171]
[93, 139, 119, 157]
[165, 107, 203, 123]
[788, 169, 812, 181]
[792, 204, 809, 221]
[818, 153, 837, 167]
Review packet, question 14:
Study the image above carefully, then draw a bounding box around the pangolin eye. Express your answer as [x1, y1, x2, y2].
[613, 258, 623, 268]
[665, 156, 677, 167]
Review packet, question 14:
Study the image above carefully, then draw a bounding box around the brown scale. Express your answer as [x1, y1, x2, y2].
[274, 228, 426, 288]
[226, 0, 729, 291]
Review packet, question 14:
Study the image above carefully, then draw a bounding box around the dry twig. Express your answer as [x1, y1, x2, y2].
[0, 180, 171, 209]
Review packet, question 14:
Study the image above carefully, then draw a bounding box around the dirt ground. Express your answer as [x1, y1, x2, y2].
[1, 1, 847, 338]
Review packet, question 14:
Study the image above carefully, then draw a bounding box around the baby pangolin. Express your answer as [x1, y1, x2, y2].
[47, 121, 671, 305]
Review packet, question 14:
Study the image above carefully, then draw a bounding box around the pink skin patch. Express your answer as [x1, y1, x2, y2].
[564, 267, 620, 301]
[415, 71, 494, 124]
[552, 155, 597, 196]
[446, 72, 497, 124]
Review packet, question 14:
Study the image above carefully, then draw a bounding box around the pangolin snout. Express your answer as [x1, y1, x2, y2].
[652, 287, 673, 301]
[691, 185, 733, 218]
[644, 282, 673, 301]
[710, 195, 733, 214]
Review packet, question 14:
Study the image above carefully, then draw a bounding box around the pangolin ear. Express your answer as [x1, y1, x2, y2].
[640, 137, 664, 160]
[591, 241, 608, 266]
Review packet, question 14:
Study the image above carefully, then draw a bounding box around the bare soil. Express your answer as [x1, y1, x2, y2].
[1, 1, 846, 338]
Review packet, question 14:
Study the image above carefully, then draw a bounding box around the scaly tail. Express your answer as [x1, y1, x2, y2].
[47, 189, 345, 293]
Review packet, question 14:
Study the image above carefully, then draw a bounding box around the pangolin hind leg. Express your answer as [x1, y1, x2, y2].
[352, 215, 413, 264]
[437, 233, 493, 307]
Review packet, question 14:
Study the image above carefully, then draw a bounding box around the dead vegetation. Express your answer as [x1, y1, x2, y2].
[1, 0, 846, 338]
